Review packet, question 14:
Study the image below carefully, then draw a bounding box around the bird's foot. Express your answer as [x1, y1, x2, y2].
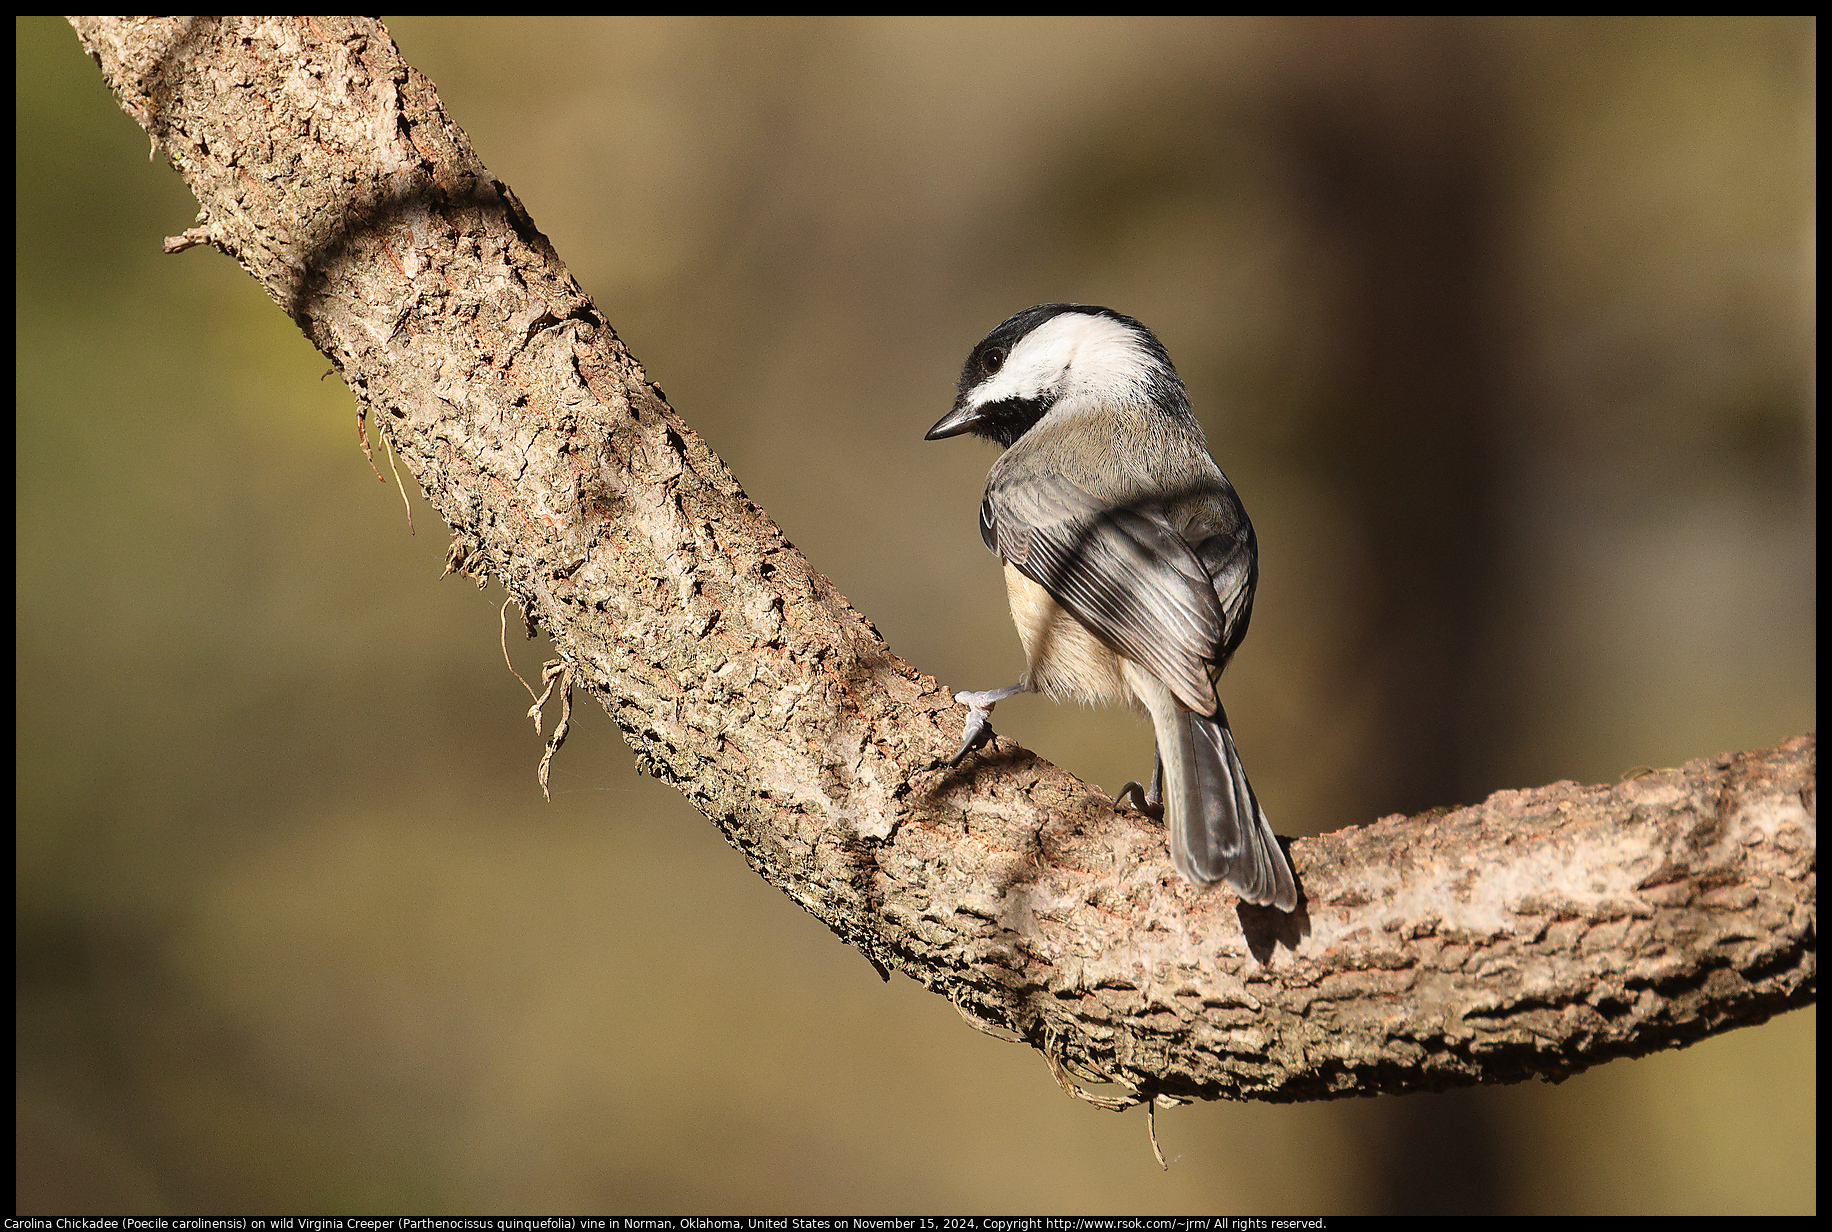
[948, 683, 1026, 766]
[1115, 780, 1163, 819]
[1116, 754, 1165, 818]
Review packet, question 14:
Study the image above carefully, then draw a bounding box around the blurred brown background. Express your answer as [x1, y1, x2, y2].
[15, 15, 1815, 1214]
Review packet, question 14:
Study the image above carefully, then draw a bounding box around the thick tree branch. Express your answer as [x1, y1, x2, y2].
[70, 16, 1815, 1105]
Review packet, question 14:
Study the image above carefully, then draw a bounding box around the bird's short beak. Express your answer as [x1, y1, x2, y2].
[924, 399, 983, 440]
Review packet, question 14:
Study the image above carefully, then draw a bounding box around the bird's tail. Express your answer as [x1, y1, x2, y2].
[1127, 665, 1298, 911]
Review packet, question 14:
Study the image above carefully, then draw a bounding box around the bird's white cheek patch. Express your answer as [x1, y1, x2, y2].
[1021, 312, 1159, 408]
[967, 361, 1060, 412]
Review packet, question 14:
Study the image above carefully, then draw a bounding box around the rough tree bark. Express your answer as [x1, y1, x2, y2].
[69, 16, 1814, 1107]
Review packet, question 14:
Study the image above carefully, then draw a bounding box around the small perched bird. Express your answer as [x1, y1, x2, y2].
[926, 304, 1298, 911]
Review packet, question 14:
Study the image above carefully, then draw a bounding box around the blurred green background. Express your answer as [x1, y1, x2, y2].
[16, 15, 1815, 1214]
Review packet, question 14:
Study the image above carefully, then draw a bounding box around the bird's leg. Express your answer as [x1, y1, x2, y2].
[948, 682, 1029, 766]
[1116, 750, 1164, 819]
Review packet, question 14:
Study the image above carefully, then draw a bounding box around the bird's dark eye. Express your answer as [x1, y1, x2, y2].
[984, 347, 1007, 374]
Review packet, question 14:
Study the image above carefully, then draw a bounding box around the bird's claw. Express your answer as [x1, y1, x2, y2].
[949, 690, 1000, 766]
[1115, 780, 1163, 819]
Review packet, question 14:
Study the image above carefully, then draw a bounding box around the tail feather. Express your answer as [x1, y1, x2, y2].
[1127, 664, 1297, 911]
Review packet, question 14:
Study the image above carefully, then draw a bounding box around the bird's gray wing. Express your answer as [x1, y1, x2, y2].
[982, 473, 1224, 715]
[1192, 525, 1257, 669]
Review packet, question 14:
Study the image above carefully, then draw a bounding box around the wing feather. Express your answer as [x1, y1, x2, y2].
[982, 474, 1243, 715]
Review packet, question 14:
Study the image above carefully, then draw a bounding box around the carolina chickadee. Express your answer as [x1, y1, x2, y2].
[926, 304, 1298, 912]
